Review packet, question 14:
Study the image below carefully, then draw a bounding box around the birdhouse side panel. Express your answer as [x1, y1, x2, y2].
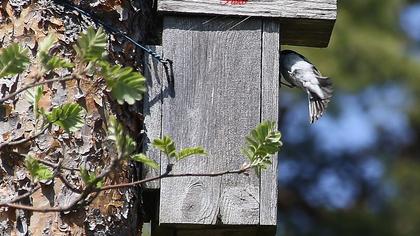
[260, 19, 280, 226]
[142, 46, 164, 189]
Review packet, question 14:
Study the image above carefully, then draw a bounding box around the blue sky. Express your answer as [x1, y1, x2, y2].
[279, 84, 413, 209]
[401, 3, 420, 42]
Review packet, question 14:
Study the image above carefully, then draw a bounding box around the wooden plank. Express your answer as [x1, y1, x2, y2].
[158, 0, 337, 20]
[260, 20, 279, 226]
[159, 15, 262, 225]
[142, 46, 164, 189]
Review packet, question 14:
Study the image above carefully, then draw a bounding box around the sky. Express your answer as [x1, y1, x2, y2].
[400, 3, 420, 42]
[279, 84, 413, 209]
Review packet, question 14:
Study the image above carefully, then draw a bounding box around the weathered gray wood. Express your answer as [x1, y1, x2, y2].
[142, 46, 163, 189]
[157, 0, 336, 47]
[260, 19, 279, 226]
[160, 16, 263, 225]
[158, 0, 336, 20]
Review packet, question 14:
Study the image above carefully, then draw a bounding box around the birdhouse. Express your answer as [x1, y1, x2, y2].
[142, 1, 336, 235]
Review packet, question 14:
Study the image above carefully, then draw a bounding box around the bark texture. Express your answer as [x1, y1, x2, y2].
[0, 0, 158, 235]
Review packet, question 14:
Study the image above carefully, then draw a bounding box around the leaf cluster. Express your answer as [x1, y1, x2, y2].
[101, 64, 146, 105]
[25, 156, 54, 182]
[0, 43, 30, 78]
[80, 168, 104, 188]
[37, 34, 73, 72]
[242, 121, 282, 174]
[46, 103, 86, 133]
[107, 116, 160, 169]
[74, 27, 108, 62]
[108, 116, 137, 157]
[74, 27, 146, 105]
[152, 136, 207, 161]
[26, 86, 44, 120]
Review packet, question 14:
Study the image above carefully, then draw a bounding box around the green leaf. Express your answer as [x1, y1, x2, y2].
[26, 85, 44, 119]
[80, 167, 104, 188]
[131, 153, 159, 169]
[44, 56, 74, 71]
[38, 34, 57, 56]
[24, 156, 54, 182]
[74, 27, 107, 62]
[152, 136, 176, 158]
[0, 43, 30, 78]
[47, 103, 85, 132]
[108, 116, 136, 157]
[176, 147, 207, 160]
[37, 34, 74, 71]
[243, 121, 282, 174]
[101, 63, 147, 105]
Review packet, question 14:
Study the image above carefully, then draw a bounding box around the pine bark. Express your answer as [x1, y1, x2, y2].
[0, 1, 158, 235]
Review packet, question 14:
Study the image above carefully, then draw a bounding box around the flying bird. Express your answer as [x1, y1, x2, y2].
[280, 50, 333, 123]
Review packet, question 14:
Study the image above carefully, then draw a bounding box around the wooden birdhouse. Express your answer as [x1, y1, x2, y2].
[142, 1, 336, 235]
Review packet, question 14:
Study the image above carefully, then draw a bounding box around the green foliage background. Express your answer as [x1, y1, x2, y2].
[281, 1, 420, 235]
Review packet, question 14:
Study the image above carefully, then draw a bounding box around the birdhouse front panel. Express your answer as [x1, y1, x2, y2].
[157, 0, 337, 47]
[142, 16, 280, 229]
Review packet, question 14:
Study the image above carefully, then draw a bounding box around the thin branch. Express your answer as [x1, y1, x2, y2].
[57, 173, 82, 194]
[0, 76, 78, 103]
[0, 184, 41, 205]
[0, 124, 51, 150]
[0, 166, 251, 212]
[36, 158, 79, 172]
[1, 197, 81, 213]
[98, 167, 250, 191]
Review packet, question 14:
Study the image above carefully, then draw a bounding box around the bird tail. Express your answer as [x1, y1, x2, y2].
[309, 76, 333, 123]
[308, 95, 330, 123]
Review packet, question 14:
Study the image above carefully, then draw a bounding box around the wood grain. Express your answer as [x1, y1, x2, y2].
[260, 19, 279, 226]
[159, 16, 263, 225]
[142, 46, 164, 189]
[158, 0, 337, 20]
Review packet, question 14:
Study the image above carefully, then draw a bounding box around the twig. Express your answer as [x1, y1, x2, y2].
[36, 158, 79, 172]
[57, 173, 82, 194]
[0, 184, 41, 205]
[0, 166, 251, 212]
[0, 124, 51, 150]
[0, 76, 78, 103]
[98, 167, 249, 191]
[1, 197, 81, 212]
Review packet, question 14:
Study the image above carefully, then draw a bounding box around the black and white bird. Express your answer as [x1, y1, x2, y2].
[280, 50, 333, 123]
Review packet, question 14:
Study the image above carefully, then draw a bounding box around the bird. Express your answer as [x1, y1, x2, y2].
[279, 50, 333, 123]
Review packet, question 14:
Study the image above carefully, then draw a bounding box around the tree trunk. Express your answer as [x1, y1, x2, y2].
[0, 1, 158, 235]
